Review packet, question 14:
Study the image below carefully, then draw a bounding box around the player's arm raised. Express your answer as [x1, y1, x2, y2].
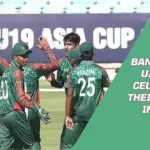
[32, 36, 59, 76]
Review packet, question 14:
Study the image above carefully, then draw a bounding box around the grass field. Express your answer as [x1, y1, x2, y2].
[39, 79, 65, 150]
[39, 72, 112, 150]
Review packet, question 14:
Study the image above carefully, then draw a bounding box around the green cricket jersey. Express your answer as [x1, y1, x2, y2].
[51, 56, 72, 90]
[0, 57, 9, 87]
[66, 61, 110, 121]
[23, 48, 58, 102]
[0, 60, 34, 115]
[23, 65, 41, 102]
[0, 57, 9, 107]
[23, 48, 58, 144]
[23, 62, 58, 102]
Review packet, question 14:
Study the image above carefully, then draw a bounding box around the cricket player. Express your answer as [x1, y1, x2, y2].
[0, 39, 10, 106]
[48, 32, 81, 89]
[0, 56, 9, 99]
[65, 42, 110, 149]
[23, 36, 58, 146]
[48, 48, 81, 150]
[0, 38, 9, 81]
[0, 57, 9, 105]
[0, 41, 50, 150]
[45, 32, 81, 149]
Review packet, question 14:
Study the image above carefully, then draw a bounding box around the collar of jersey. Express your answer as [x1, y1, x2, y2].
[11, 60, 23, 70]
[81, 61, 94, 64]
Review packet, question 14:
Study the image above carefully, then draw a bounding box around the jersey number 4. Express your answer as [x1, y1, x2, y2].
[78, 77, 95, 97]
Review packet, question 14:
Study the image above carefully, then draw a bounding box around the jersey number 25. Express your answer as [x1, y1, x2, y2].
[78, 77, 95, 97]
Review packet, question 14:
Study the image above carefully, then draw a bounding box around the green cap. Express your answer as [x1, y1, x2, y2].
[67, 48, 81, 62]
[80, 42, 94, 54]
[12, 42, 32, 57]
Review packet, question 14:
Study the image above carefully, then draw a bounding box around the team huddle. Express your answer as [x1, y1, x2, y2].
[0, 32, 110, 150]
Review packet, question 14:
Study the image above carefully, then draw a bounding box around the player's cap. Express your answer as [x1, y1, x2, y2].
[67, 48, 81, 62]
[0, 38, 4, 41]
[80, 42, 94, 54]
[12, 42, 32, 57]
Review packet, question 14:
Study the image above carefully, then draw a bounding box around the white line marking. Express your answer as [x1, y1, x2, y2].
[39, 89, 65, 92]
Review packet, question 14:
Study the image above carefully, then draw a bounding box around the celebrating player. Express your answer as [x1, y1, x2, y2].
[47, 32, 81, 89]
[0, 41, 50, 150]
[0, 57, 9, 106]
[65, 42, 110, 149]
[45, 32, 81, 150]
[0, 38, 10, 103]
[23, 36, 58, 147]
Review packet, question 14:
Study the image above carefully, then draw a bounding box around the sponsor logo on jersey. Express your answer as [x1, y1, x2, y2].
[23, 71, 29, 76]
[64, 68, 69, 72]
[3, 72, 9, 77]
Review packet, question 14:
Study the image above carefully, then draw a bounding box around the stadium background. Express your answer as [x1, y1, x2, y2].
[0, 0, 150, 149]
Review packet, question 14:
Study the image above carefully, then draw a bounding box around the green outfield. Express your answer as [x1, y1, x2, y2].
[39, 79, 65, 150]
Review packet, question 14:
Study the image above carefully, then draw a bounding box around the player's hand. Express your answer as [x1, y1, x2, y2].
[32, 103, 50, 124]
[66, 116, 73, 130]
[25, 93, 31, 100]
[30, 98, 36, 103]
[36, 36, 50, 51]
[25, 94, 36, 103]
[45, 73, 55, 82]
[38, 108, 51, 124]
